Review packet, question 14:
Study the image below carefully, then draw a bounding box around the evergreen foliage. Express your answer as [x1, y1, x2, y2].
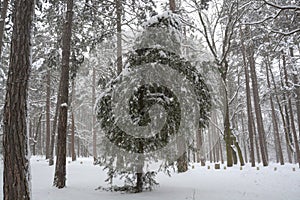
[96, 11, 211, 192]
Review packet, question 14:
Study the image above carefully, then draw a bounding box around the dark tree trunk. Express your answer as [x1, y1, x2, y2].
[49, 79, 61, 166]
[70, 79, 76, 161]
[32, 113, 42, 156]
[2, 0, 34, 199]
[169, 0, 176, 12]
[45, 68, 51, 159]
[54, 0, 74, 188]
[92, 67, 97, 160]
[196, 128, 206, 165]
[247, 35, 268, 166]
[240, 26, 255, 166]
[289, 47, 300, 163]
[0, 0, 9, 60]
[265, 60, 284, 165]
[136, 142, 144, 193]
[224, 86, 233, 167]
[270, 61, 293, 163]
[116, 0, 122, 75]
[282, 52, 300, 167]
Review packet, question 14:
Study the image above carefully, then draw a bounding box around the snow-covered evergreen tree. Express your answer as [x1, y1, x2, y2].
[96, 11, 211, 193]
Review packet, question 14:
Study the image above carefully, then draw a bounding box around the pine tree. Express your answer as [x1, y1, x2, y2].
[2, 0, 34, 199]
[54, 0, 74, 188]
[96, 11, 211, 193]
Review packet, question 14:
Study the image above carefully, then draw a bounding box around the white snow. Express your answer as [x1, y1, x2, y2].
[61, 103, 68, 108]
[0, 157, 299, 200]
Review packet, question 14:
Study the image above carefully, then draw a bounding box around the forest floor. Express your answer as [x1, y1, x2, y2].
[0, 156, 300, 200]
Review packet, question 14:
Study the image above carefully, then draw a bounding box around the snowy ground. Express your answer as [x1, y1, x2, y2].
[0, 157, 299, 200]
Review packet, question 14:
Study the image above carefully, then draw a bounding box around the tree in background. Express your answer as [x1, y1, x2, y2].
[53, 0, 74, 189]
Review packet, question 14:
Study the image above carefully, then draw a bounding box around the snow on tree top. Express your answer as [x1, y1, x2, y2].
[142, 11, 182, 31]
[135, 11, 183, 55]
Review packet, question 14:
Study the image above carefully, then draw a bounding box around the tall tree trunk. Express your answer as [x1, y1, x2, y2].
[223, 77, 233, 167]
[45, 68, 51, 159]
[280, 53, 294, 163]
[0, 0, 9, 60]
[92, 66, 97, 160]
[33, 113, 42, 156]
[240, 26, 255, 166]
[219, 137, 224, 164]
[247, 35, 268, 166]
[71, 112, 76, 161]
[116, 0, 122, 74]
[49, 79, 61, 166]
[252, 130, 261, 163]
[265, 60, 284, 165]
[54, 0, 74, 188]
[270, 61, 293, 163]
[169, 0, 176, 12]
[70, 79, 76, 161]
[196, 128, 205, 165]
[289, 47, 300, 152]
[282, 52, 300, 167]
[2, 0, 34, 199]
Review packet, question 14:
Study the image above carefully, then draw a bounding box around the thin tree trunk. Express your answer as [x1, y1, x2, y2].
[289, 47, 300, 153]
[269, 61, 293, 163]
[265, 60, 284, 165]
[45, 68, 51, 159]
[2, 0, 34, 199]
[240, 26, 255, 166]
[241, 114, 248, 163]
[282, 52, 300, 167]
[219, 137, 224, 164]
[196, 128, 205, 165]
[224, 83, 233, 167]
[116, 0, 122, 74]
[49, 79, 61, 166]
[71, 112, 76, 161]
[70, 79, 76, 161]
[280, 54, 294, 163]
[54, 0, 74, 188]
[253, 120, 261, 164]
[77, 134, 80, 157]
[92, 66, 97, 160]
[0, 0, 9, 60]
[33, 113, 42, 156]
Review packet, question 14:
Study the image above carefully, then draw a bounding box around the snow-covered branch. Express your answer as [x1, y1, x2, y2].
[270, 28, 300, 36]
[263, 0, 300, 11]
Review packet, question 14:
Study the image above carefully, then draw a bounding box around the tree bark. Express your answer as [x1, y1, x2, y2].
[45, 68, 51, 159]
[54, 0, 74, 188]
[224, 82, 233, 167]
[92, 66, 97, 160]
[169, 0, 176, 12]
[289, 47, 300, 154]
[49, 79, 61, 166]
[270, 61, 293, 163]
[32, 113, 42, 156]
[265, 60, 284, 165]
[240, 26, 255, 166]
[70, 79, 76, 161]
[116, 0, 122, 75]
[2, 0, 34, 199]
[247, 33, 268, 166]
[282, 52, 300, 167]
